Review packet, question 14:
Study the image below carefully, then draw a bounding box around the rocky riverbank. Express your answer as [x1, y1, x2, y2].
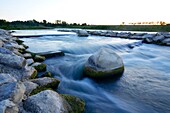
[0, 29, 85, 113]
[58, 29, 170, 46]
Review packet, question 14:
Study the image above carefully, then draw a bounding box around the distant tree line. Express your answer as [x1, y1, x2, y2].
[0, 19, 88, 30]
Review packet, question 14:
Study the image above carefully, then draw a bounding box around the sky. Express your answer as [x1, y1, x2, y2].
[0, 0, 169, 25]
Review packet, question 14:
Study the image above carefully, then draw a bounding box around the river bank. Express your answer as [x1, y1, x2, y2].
[0, 29, 85, 113]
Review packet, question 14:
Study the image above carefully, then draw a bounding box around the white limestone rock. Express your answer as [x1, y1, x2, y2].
[0, 82, 25, 104]
[84, 48, 124, 78]
[23, 90, 71, 113]
[0, 99, 18, 113]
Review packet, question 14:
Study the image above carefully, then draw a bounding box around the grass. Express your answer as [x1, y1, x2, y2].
[1, 25, 170, 32]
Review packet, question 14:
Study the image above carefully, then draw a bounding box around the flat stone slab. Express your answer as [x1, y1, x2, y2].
[35, 51, 65, 58]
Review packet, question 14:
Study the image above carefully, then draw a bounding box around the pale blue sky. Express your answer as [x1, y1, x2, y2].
[0, 0, 169, 25]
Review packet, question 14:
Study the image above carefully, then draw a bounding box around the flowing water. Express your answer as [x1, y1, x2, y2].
[14, 30, 170, 113]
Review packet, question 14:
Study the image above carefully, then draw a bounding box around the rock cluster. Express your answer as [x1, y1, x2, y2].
[0, 29, 85, 113]
[88, 30, 170, 46]
[59, 29, 170, 46]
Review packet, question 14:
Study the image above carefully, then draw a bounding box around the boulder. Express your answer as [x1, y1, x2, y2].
[0, 82, 25, 103]
[61, 94, 85, 113]
[83, 48, 124, 79]
[0, 29, 10, 36]
[30, 77, 60, 95]
[0, 47, 13, 54]
[0, 73, 17, 86]
[3, 42, 25, 51]
[162, 38, 170, 46]
[23, 53, 32, 59]
[88, 31, 101, 36]
[152, 35, 165, 42]
[23, 90, 71, 113]
[142, 33, 156, 39]
[133, 33, 147, 36]
[41, 71, 52, 77]
[23, 81, 39, 96]
[32, 62, 46, 72]
[30, 77, 60, 87]
[34, 55, 45, 62]
[15, 38, 24, 45]
[77, 30, 89, 37]
[105, 32, 117, 37]
[129, 35, 143, 40]
[26, 58, 34, 66]
[0, 99, 18, 113]
[0, 40, 4, 47]
[0, 53, 26, 69]
[0, 64, 37, 81]
[143, 37, 153, 43]
[117, 32, 131, 38]
[22, 66, 37, 80]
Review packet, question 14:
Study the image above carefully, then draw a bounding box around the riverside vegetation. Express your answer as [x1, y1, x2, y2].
[1, 19, 170, 32]
[0, 29, 85, 113]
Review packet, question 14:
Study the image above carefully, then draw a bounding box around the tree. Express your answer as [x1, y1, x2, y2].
[43, 20, 47, 24]
[82, 23, 87, 26]
[121, 22, 125, 25]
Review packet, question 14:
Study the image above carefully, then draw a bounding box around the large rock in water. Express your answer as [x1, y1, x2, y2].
[83, 48, 124, 79]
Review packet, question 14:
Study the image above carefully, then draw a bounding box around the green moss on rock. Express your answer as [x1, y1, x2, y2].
[83, 66, 124, 79]
[30, 69, 38, 79]
[41, 72, 52, 77]
[61, 94, 85, 113]
[33, 63, 46, 72]
[34, 55, 46, 62]
[30, 87, 53, 96]
[30, 79, 60, 96]
[15, 39, 24, 45]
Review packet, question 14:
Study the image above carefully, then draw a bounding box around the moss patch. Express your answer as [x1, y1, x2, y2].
[41, 72, 52, 77]
[34, 55, 46, 62]
[15, 39, 24, 45]
[61, 94, 85, 113]
[33, 63, 46, 72]
[30, 69, 37, 79]
[83, 66, 124, 79]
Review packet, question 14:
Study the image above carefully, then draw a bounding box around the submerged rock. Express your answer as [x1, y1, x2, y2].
[84, 48, 124, 79]
[36, 51, 65, 58]
[23, 90, 71, 113]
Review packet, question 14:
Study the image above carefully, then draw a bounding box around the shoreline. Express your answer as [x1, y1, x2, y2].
[0, 29, 85, 113]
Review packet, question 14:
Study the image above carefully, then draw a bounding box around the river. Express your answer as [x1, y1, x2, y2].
[13, 29, 170, 113]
